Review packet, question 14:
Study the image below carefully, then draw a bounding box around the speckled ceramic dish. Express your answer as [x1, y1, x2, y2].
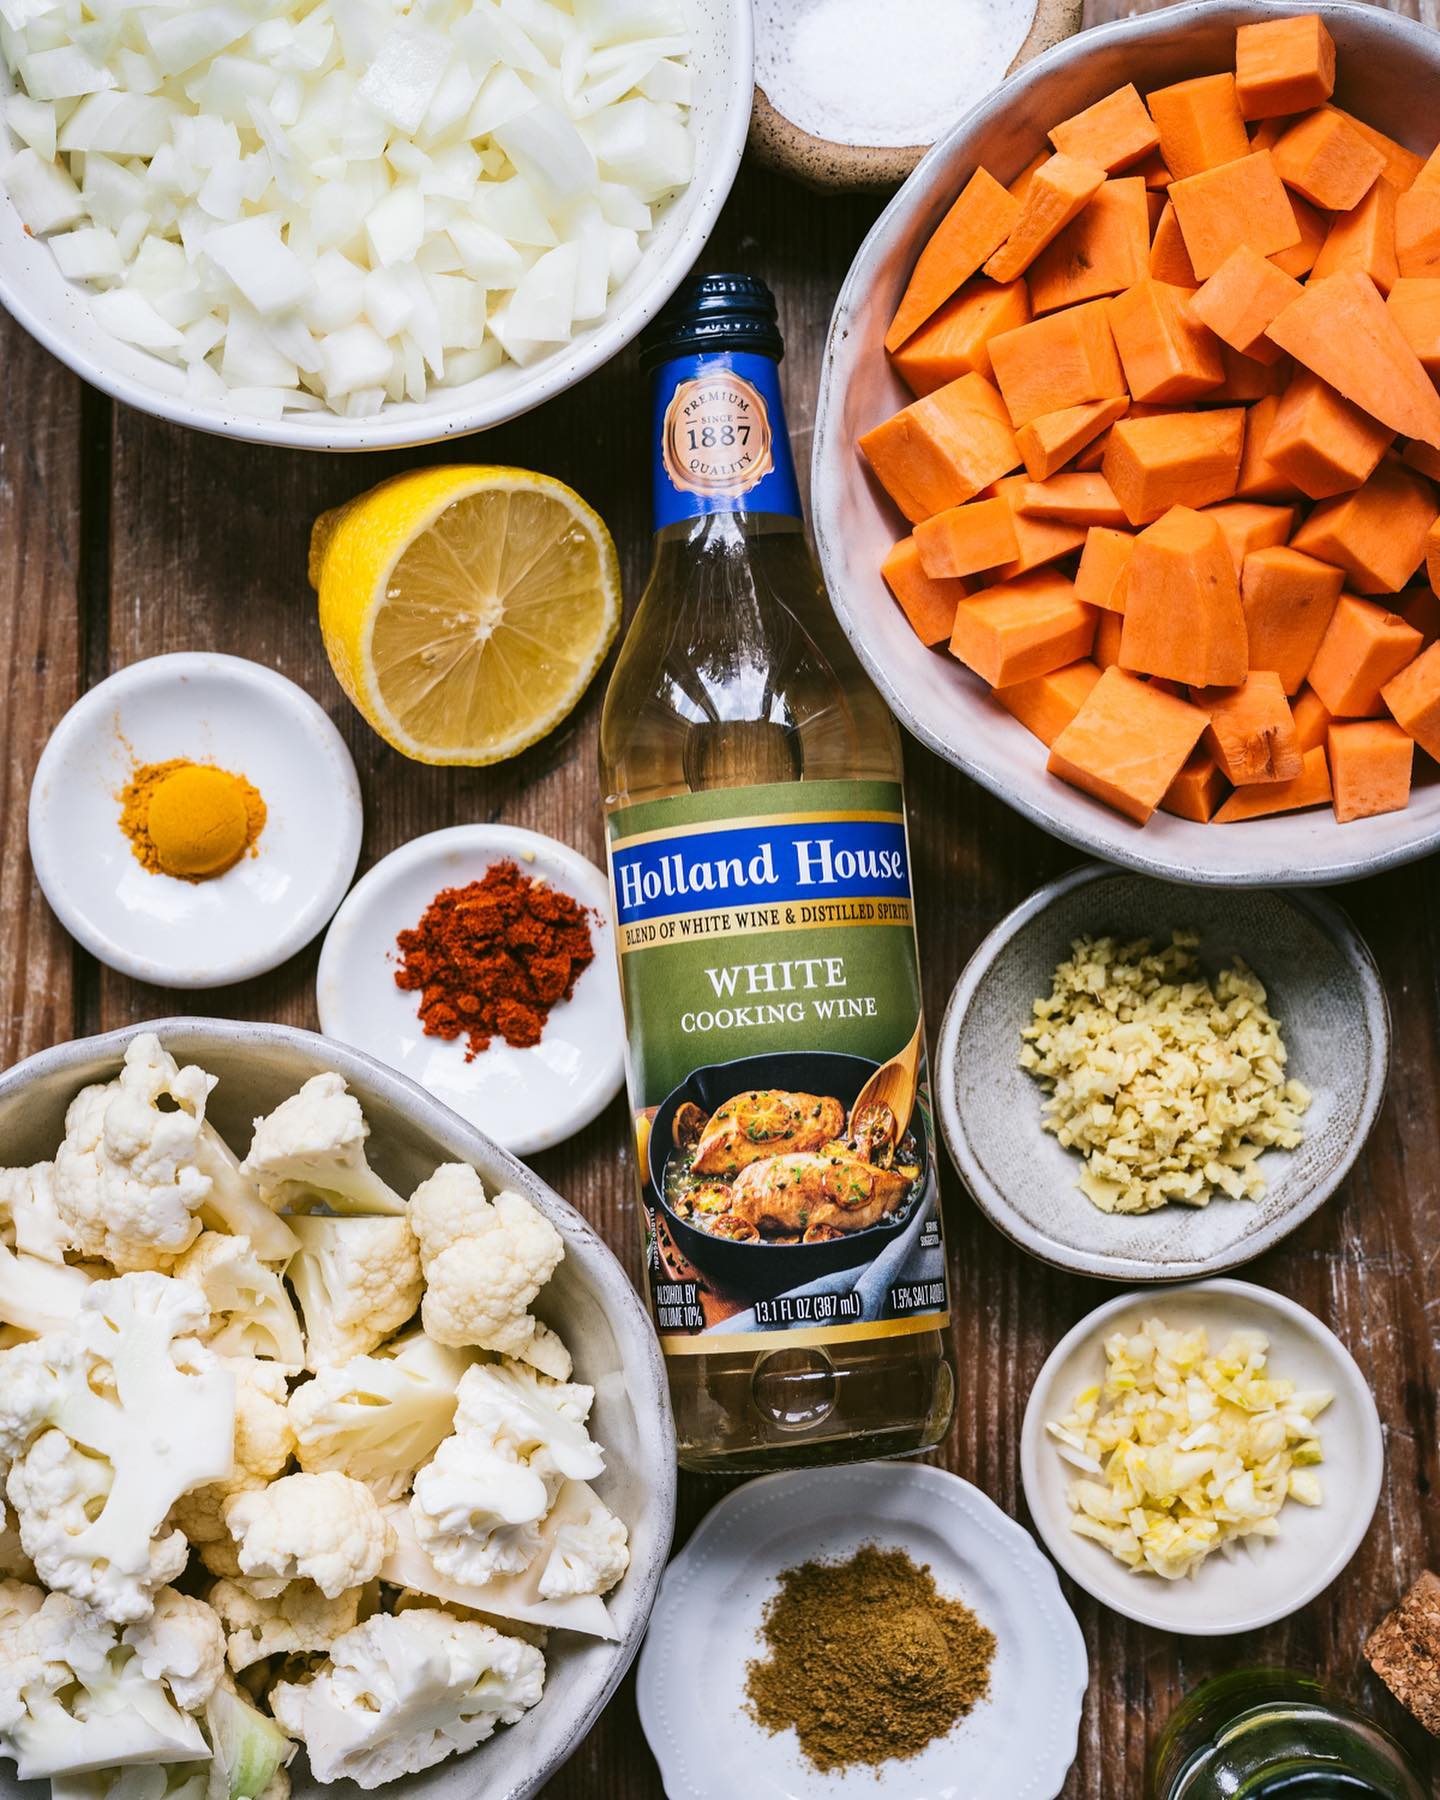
[0, 0, 752, 451]
[936, 865, 1389, 1283]
[0, 1018, 676, 1800]
[1021, 1280, 1384, 1634]
[638, 1462, 1087, 1797]
[812, 1, 1440, 883]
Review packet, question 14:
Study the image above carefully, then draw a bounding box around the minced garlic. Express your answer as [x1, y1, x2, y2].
[1019, 930, 1309, 1215]
[1046, 1318, 1330, 1581]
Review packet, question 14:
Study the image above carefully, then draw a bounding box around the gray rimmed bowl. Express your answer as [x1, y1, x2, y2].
[0, 1017, 675, 1800]
[935, 866, 1389, 1282]
[812, 0, 1440, 887]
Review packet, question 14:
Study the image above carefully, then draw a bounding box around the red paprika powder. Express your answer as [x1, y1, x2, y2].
[394, 859, 596, 1059]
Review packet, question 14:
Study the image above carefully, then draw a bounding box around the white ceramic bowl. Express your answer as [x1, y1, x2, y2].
[316, 824, 625, 1157]
[936, 864, 1389, 1283]
[28, 652, 364, 988]
[812, 0, 1440, 886]
[0, 0, 752, 451]
[637, 1462, 1087, 1799]
[1020, 1279, 1384, 1635]
[0, 1018, 676, 1799]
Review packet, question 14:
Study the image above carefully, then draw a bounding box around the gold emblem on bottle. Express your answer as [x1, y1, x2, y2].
[661, 372, 775, 498]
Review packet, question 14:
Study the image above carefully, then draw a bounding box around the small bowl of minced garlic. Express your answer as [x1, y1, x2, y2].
[935, 864, 1389, 1283]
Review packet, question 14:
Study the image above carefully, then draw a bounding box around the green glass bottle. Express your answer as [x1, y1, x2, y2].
[1150, 1671, 1428, 1800]
[598, 274, 955, 1471]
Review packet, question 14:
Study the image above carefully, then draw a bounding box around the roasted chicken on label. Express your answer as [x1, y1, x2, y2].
[664, 1086, 921, 1246]
[689, 1091, 846, 1177]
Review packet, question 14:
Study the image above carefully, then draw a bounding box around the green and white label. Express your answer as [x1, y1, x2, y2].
[607, 779, 950, 1356]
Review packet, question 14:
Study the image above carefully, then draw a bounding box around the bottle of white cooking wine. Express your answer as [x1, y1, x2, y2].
[599, 274, 955, 1472]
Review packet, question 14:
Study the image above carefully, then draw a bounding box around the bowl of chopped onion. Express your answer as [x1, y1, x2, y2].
[0, 0, 752, 449]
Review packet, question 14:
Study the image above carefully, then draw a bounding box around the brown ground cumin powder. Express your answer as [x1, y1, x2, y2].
[744, 1542, 996, 1772]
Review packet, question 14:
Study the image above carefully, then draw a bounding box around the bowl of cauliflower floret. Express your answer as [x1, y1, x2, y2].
[0, 1017, 675, 1797]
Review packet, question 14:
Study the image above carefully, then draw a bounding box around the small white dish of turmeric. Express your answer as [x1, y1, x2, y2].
[936, 863, 1388, 1282]
[28, 651, 362, 988]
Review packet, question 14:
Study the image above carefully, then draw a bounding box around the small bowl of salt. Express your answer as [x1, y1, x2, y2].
[750, 0, 1079, 191]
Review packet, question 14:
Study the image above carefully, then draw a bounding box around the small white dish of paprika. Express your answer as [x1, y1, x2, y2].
[316, 824, 625, 1159]
[29, 651, 362, 988]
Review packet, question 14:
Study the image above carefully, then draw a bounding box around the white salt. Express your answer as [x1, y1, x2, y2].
[755, 0, 1039, 150]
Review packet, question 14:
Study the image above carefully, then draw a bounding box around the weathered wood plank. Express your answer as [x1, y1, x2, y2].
[1, 81, 1435, 1800]
[0, 320, 84, 1066]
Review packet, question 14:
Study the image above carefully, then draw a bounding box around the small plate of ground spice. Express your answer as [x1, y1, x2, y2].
[637, 1461, 1087, 1798]
[316, 824, 624, 1157]
[28, 652, 362, 986]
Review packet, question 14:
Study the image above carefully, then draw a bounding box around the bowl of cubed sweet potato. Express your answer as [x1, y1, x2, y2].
[813, 0, 1440, 885]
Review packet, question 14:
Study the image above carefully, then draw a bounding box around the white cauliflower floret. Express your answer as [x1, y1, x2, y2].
[172, 1234, 304, 1368]
[0, 1579, 43, 1633]
[52, 1037, 296, 1273]
[0, 1334, 80, 1472]
[121, 1588, 226, 1712]
[194, 1538, 248, 1585]
[521, 1319, 574, 1382]
[286, 1215, 422, 1372]
[45, 1676, 295, 1800]
[538, 1495, 630, 1601]
[53, 1059, 209, 1273]
[410, 1434, 551, 1587]
[171, 1360, 295, 1547]
[49, 1768, 208, 1800]
[241, 1075, 406, 1217]
[453, 1360, 605, 1486]
[208, 1578, 364, 1673]
[408, 1166, 564, 1365]
[409, 1360, 605, 1589]
[0, 1163, 67, 1263]
[0, 1241, 95, 1338]
[287, 1333, 472, 1499]
[224, 1472, 392, 1600]
[0, 1591, 209, 1778]
[3, 1275, 236, 1624]
[8, 1432, 190, 1626]
[268, 1609, 543, 1788]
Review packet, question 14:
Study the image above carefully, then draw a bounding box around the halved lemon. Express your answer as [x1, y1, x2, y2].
[310, 466, 621, 765]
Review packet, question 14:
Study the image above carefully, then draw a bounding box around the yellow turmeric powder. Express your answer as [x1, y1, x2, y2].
[119, 759, 267, 881]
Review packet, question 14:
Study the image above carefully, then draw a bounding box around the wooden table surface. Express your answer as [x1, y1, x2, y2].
[4, 17, 1440, 1795]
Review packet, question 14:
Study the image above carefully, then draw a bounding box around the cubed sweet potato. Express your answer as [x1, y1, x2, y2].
[881, 536, 971, 646]
[1119, 505, 1248, 686]
[1306, 591, 1423, 714]
[1103, 410, 1245, 524]
[1327, 718, 1413, 820]
[948, 568, 1097, 686]
[1235, 14, 1336, 119]
[1047, 665, 1210, 822]
[1240, 546, 1345, 692]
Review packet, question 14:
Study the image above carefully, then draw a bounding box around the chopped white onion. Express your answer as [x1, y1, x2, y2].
[2, 0, 693, 414]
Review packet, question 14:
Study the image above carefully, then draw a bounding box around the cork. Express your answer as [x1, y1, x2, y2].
[1365, 1569, 1440, 1736]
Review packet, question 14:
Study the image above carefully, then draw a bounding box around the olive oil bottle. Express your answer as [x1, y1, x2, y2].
[599, 274, 955, 1472]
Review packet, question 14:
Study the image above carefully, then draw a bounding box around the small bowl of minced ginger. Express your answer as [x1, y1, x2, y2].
[935, 864, 1389, 1283]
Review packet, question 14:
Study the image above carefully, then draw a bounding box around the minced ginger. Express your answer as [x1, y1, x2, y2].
[1019, 930, 1310, 1215]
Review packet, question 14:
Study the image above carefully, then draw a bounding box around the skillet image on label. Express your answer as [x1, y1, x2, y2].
[648, 1048, 931, 1298]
